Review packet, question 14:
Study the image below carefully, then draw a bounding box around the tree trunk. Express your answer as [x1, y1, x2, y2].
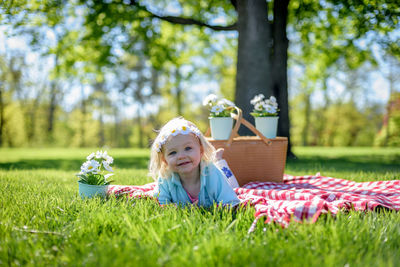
[47, 54, 60, 140]
[302, 92, 311, 146]
[47, 84, 57, 137]
[235, 0, 294, 158]
[385, 60, 395, 146]
[80, 86, 86, 147]
[98, 112, 105, 147]
[272, 0, 293, 157]
[175, 67, 183, 115]
[0, 88, 4, 147]
[151, 68, 160, 95]
[113, 106, 120, 148]
[235, 0, 272, 135]
[137, 106, 144, 148]
[135, 59, 145, 148]
[26, 88, 42, 143]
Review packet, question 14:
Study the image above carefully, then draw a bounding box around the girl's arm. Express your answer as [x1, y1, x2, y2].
[211, 165, 240, 206]
[214, 148, 239, 189]
[154, 178, 172, 205]
[215, 159, 239, 189]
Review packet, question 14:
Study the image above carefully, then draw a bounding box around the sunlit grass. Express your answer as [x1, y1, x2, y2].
[0, 147, 399, 266]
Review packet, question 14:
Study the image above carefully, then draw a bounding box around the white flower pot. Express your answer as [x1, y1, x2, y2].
[78, 182, 109, 199]
[255, 116, 279, 139]
[209, 117, 234, 140]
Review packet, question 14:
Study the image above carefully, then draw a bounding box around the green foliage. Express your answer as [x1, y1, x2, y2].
[250, 112, 278, 117]
[209, 108, 234, 118]
[201, 95, 234, 117]
[375, 92, 400, 147]
[1, 0, 399, 150]
[2, 102, 27, 147]
[290, 95, 384, 147]
[77, 173, 111, 186]
[289, 0, 398, 112]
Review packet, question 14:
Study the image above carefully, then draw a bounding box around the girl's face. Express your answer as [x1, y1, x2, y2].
[162, 134, 203, 178]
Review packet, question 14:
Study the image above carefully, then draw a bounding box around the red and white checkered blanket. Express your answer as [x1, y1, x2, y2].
[108, 174, 400, 231]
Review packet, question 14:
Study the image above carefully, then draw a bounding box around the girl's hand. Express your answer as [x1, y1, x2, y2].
[215, 148, 224, 161]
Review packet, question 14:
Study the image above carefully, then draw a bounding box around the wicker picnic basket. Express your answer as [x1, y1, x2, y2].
[206, 107, 288, 186]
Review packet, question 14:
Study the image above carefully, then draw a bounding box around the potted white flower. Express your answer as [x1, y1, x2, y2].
[250, 94, 279, 139]
[203, 94, 236, 140]
[76, 150, 114, 198]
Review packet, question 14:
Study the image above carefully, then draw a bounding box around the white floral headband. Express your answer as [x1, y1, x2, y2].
[153, 118, 202, 152]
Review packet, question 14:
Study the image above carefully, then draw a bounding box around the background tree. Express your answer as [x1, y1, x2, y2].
[1, 0, 399, 150]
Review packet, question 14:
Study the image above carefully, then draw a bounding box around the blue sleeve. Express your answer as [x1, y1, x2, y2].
[211, 165, 240, 206]
[154, 178, 172, 205]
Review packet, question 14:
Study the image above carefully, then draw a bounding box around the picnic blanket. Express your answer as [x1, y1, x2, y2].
[107, 174, 400, 232]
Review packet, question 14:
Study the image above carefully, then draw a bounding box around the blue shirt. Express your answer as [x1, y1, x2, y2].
[154, 161, 240, 207]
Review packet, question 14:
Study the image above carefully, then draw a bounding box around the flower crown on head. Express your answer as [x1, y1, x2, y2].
[153, 118, 202, 152]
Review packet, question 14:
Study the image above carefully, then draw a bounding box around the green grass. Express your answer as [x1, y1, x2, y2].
[0, 147, 399, 266]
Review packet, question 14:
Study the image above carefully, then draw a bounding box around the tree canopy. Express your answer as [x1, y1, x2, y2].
[0, 0, 399, 149]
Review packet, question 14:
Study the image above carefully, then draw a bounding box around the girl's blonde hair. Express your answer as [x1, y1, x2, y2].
[149, 117, 215, 180]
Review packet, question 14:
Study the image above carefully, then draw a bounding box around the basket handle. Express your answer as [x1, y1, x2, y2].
[226, 107, 272, 147]
[205, 107, 273, 147]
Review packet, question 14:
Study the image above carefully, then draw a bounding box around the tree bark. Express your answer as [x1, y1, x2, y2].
[80, 86, 86, 147]
[0, 88, 4, 146]
[302, 92, 311, 146]
[175, 67, 183, 115]
[26, 88, 42, 143]
[385, 59, 395, 146]
[272, 0, 293, 157]
[47, 83, 57, 136]
[136, 107, 144, 148]
[98, 111, 105, 147]
[235, 0, 272, 136]
[48, 53, 60, 140]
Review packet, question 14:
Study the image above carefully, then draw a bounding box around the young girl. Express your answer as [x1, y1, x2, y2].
[150, 117, 240, 207]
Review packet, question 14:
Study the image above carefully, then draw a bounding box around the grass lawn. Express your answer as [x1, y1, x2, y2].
[0, 147, 399, 266]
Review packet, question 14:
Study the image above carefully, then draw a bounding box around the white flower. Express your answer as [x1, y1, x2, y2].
[104, 155, 113, 164]
[255, 102, 264, 111]
[263, 104, 277, 114]
[267, 96, 278, 108]
[77, 151, 116, 185]
[211, 105, 225, 115]
[250, 94, 278, 115]
[103, 161, 113, 172]
[218, 98, 235, 107]
[79, 168, 88, 175]
[154, 142, 161, 152]
[80, 162, 90, 174]
[179, 125, 191, 135]
[190, 127, 201, 136]
[86, 152, 95, 161]
[250, 94, 265, 105]
[82, 159, 100, 173]
[203, 94, 218, 106]
[95, 150, 104, 159]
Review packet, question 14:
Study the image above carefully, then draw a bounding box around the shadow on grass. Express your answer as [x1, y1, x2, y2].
[287, 154, 400, 174]
[0, 156, 150, 171]
[1, 152, 399, 174]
